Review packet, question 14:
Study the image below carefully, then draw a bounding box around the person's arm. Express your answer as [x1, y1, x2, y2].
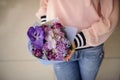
[65, 0, 119, 61]
[36, 0, 48, 23]
[74, 0, 119, 49]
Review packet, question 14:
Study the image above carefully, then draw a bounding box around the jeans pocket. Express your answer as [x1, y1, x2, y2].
[81, 45, 104, 60]
[85, 52, 104, 60]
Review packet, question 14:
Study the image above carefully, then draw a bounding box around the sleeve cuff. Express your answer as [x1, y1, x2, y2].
[74, 32, 86, 48]
[41, 15, 46, 23]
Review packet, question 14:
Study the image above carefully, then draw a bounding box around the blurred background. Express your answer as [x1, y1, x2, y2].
[0, 0, 120, 80]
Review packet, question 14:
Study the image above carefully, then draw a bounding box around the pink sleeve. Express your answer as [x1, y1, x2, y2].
[74, 0, 119, 49]
[36, 0, 48, 19]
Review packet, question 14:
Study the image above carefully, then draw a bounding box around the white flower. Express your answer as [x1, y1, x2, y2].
[47, 31, 56, 49]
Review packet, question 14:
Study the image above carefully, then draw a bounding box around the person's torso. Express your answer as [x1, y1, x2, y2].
[46, 0, 100, 31]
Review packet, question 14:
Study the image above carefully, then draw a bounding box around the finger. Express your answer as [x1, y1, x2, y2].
[64, 56, 70, 62]
[64, 53, 72, 62]
[68, 50, 74, 58]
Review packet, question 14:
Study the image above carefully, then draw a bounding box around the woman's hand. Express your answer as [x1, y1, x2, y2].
[64, 42, 76, 62]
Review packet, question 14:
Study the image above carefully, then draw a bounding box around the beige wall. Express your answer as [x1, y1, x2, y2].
[0, 0, 120, 80]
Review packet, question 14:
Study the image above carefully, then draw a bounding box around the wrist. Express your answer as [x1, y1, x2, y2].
[71, 42, 76, 51]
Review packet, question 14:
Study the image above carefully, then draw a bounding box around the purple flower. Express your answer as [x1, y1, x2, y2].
[32, 49, 43, 58]
[42, 25, 49, 32]
[27, 27, 36, 41]
[43, 42, 49, 51]
[55, 52, 64, 60]
[27, 26, 44, 49]
[56, 41, 66, 53]
[47, 51, 56, 60]
[53, 22, 63, 29]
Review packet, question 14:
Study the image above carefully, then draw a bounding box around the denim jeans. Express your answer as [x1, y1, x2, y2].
[53, 44, 104, 80]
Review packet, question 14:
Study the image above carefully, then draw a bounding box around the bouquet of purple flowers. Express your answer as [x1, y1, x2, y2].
[27, 21, 72, 61]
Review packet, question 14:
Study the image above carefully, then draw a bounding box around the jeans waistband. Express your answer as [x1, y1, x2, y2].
[75, 44, 104, 50]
